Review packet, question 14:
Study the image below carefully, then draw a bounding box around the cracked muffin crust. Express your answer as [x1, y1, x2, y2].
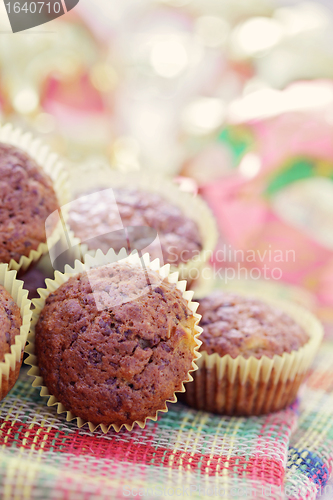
[182, 290, 319, 416]
[35, 262, 198, 427]
[68, 188, 202, 266]
[198, 291, 309, 359]
[0, 143, 59, 264]
[0, 285, 21, 362]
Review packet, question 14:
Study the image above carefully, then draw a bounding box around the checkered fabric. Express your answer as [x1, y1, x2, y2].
[0, 368, 297, 500]
[285, 333, 333, 500]
[0, 333, 332, 499]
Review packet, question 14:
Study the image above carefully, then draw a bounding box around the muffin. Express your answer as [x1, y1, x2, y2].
[30, 254, 202, 432]
[199, 292, 309, 358]
[0, 285, 22, 362]
[0, 264, 32, 400]
[182, 290, 323, 416]
[0, 143, 59, 266]
[66, 170, 218, 283]
[68, 188, 202, 266]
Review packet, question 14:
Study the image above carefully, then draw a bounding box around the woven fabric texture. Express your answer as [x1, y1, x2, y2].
[285, 338, 333, 500]
[0, 368, 297, 500]
[0, 332, 332, 499]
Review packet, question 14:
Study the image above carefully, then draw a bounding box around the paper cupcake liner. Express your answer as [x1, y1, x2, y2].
[182, 293, 323, 416]
[25, 249, 202, 433]
[0, 123, 70, 273]
[66, 168, 218, 283]
[0, 264, 32, 400]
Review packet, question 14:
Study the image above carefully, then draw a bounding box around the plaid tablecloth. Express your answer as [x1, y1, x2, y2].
[0, 325, 332, 500]
[285, 335, 333, 500]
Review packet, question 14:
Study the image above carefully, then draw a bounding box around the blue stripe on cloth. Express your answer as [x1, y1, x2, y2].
[288, 448, 330, 491]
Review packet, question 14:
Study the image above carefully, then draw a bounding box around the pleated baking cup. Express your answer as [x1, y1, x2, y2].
[25, 249, 202, 433]
[67, 168, 218, 283]
[0, 264, 32, 400]
[183, 294, 323, 416]
[0, 123, 70, 273]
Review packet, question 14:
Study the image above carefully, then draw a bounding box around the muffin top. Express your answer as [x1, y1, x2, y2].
[0, 143, 59, 264]
[0, 285, 21, 362]
[68, 188, 202, 266]
[198, 291, 309, 359]
[35, 262, 198, 427]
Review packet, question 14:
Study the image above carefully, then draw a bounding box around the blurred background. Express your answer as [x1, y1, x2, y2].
[1, 0, 333, 320]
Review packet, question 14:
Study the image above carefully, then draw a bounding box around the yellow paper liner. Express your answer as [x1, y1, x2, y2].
[25, 249, 202, 433]
[0, 123, 70, 273]
[66, 168, 218, 283]
[0, 264, 32, 400]
[182, 291, 323, 416]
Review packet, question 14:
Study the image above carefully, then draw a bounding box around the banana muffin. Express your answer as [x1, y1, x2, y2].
[35, 261, 199, 428]
[68, 188, 202, 266]
[198, 291, 309, 358]
[182, 290, 319, 416]
[0, 143, 59, 264]
[0, 285, 22, 362]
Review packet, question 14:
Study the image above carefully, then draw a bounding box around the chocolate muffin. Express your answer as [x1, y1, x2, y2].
[68, 188, 202, 266]
[35, 262, 199, 428]
[182, 290, 319, 416]
[198, 291, 309, 358]
[0, 285, 21, 362]
[0, 143, 59, 264]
